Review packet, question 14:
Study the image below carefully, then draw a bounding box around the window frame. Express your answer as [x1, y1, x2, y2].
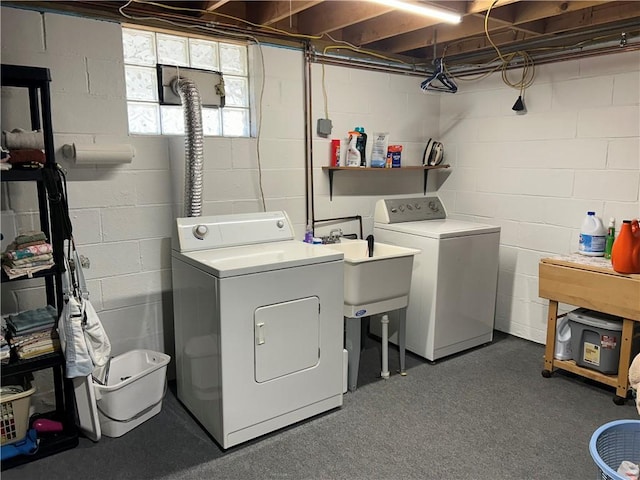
[122, 25, 251, 138]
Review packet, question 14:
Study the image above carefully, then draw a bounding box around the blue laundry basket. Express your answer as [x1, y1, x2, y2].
[589, 420, 640, 480]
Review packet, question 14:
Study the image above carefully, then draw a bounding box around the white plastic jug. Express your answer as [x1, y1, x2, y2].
[579, 211, 606, 256]
[554, 316, 572, 360]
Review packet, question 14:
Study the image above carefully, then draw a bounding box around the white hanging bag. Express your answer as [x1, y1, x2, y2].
[57, 240, 111, 380]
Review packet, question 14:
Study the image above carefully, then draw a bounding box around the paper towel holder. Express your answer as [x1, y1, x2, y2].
[62, 143, 135, 165]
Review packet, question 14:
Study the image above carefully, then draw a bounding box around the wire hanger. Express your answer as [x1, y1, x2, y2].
[420, 57, 457, 93]
[421, 31, 457, 94]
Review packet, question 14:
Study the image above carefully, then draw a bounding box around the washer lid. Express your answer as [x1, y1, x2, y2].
[172, 240, 343, 277]
[374, 219, 500, 239]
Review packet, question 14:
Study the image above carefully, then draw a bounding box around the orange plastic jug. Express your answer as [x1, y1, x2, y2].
[611, 219, 640, 274]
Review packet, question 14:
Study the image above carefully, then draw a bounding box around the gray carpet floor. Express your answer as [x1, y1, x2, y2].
[3, 331, 637, 479]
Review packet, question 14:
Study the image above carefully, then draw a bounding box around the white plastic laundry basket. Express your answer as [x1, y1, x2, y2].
[94, 349, 170, 438]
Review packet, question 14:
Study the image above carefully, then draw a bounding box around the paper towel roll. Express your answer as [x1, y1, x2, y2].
[63, 143, 135, 165]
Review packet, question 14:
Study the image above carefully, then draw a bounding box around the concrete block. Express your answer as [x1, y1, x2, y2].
[134, 171, 173, 205]
[44, 12, 123, 61]
[578, 105, 640, 138]
[101, 270, 170, 309]
[551, 76, 613, 110]
[68, 209, 102, 244]
[608, 138, 640, 170]
[65, 172, 136, 208]
[1, 7, 44, 54]
[230, 138, 257, 169]
[475, 112, 577, 142]
[613, 71, 640, 106]
[259, 139, 305, 169]
[128, 136, 170, 171]
[261, 169, 306, 197]
[101, 205, 173, 241]
[140, 238, 172, 271]
[87, 58, 126, 97]
[51, 92, 128, 135]
[203, 169, 259, 201]
[574, 170, 639, 201]
[79, 241, 141, 279]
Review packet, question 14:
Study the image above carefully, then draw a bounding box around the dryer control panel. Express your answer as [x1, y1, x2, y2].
[374, 196, 446, 224]
[173, 211, 294, 252]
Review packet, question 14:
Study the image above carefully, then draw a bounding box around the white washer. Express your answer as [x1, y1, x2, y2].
[171, 211, 344, 449]
[372, 196, 500, 361]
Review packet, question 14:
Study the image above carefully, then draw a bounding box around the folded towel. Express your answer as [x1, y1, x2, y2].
[3, 129, 44, 150]
[3, 243, 53, 260]
[14, 231, 47, 246]
[2, 262, 54, 279]
[6, 253, 54, 267]
[7, 149, 46, 165]
[7, 305, 58, 335]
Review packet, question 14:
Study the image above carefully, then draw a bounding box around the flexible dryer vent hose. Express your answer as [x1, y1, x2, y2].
[172, 77, 204, 218]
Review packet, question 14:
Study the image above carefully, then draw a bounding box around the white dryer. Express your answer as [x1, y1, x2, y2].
[372, 196, 500, 361]
[171, 211, 344, 449]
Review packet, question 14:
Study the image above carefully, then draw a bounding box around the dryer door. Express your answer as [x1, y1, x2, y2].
[254, 296, 320, 383]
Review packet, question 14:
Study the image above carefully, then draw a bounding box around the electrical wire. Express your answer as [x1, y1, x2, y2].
[484, 0, 535, 94]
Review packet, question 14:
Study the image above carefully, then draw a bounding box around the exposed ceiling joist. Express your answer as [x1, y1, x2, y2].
[5, 0, 638, 68]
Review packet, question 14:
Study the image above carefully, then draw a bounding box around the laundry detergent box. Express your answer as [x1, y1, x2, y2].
[387, 145, 402, 168]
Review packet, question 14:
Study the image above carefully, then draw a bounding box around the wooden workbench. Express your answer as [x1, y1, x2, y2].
[539, 254, 640, 404]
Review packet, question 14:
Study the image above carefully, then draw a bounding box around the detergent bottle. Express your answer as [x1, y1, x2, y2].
[355, 127, 367, 167]
[611, 219, 640, 274]
[578, 211, 606, 256]
[604, 217, 615, 260]
[345, 131, 361, 167]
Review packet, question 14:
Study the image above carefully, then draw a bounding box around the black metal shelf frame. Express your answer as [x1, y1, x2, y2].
[1, 64, 79, 469]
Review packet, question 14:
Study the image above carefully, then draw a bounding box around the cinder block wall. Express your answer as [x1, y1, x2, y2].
[438, 52, 640, 342]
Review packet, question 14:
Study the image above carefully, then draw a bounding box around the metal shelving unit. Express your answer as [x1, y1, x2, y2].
[1, 64, 79, 469]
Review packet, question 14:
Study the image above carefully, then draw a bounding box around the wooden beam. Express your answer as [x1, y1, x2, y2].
[542, 1, 640, 33]
[203, 0, 231, 11]
[247, 0, 324, 26]
[295, 2, 394, 35]
[368, 15, 499, 54]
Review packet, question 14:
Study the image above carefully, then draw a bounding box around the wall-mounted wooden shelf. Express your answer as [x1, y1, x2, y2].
[321, 165, 450, 200]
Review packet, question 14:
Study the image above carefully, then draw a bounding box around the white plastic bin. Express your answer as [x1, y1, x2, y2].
[554, 316, 572, 360]
[94, 349, 170, 438]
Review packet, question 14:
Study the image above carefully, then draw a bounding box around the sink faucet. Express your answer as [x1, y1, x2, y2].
[325, 228, 343, 244]
[366, 234, 374, 257]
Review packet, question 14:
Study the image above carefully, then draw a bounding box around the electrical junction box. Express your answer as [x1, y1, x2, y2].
[317, 118, 332, 137]
[157, 64, 225, 108]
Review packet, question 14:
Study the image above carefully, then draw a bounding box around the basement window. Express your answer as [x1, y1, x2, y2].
[122, 27, 250, 137]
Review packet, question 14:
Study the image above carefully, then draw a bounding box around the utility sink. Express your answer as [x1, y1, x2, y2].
[324, 239, 419, 306]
